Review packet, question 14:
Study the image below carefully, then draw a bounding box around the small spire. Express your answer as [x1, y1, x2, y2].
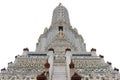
[59, 3, 62, 6]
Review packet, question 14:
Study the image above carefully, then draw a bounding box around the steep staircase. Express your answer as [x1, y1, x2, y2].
[51, 58, 68, 80]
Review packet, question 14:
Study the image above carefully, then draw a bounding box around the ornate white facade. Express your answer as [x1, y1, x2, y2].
[0, 3, 120, 80]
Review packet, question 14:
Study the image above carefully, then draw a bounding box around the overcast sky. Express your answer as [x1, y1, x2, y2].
[0, 0, 120, 70]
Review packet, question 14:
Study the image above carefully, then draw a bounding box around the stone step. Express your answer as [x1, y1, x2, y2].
[52, 75, 67, 78]
[54, 59, 66, 63]
[52, 77, 67, 80]
[53, 63, 66, 66]
[54, 61, 66, 63]
[52, 74, 68, 80]
[52, 65, 68, 80]
[52, 73, 67, 75]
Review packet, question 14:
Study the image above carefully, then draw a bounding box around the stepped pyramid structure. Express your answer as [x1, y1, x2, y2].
[0, 3, 120, 80]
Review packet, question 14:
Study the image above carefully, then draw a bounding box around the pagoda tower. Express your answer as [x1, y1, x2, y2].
[0, 3, 120, 80]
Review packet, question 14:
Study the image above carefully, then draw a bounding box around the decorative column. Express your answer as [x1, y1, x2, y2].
[22, 48, 29, 55]
[91, 48, 97, 56]
[107, 61, 113, 70]
[99, 54, 105, 63]
[66, 49, 72, 80]
[48, 51, 53, 80]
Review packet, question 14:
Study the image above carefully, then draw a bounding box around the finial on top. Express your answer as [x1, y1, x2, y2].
[59, 3, 62, 6]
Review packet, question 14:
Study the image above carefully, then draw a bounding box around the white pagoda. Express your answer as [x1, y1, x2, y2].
[0, 3, 120, 80]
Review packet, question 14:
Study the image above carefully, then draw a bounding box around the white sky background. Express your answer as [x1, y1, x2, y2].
[0, 0, 120, 70]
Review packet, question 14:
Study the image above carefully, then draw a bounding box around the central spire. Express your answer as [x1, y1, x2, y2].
[51, 3, 70, 25]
